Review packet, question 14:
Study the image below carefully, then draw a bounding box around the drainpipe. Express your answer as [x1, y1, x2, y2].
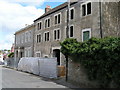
[32, 24, 35, 57]
[99, 0, 103, 38]
[65, 0, 70, 82]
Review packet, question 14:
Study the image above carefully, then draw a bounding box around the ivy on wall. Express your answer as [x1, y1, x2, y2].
[60, 37, 120, 88]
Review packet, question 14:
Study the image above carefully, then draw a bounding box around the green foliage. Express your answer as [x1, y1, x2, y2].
[60, 37, 120, 88]
[8, 52, 14, 58]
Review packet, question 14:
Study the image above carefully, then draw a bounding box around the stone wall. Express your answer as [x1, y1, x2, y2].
[102, 2, 120, 37]
[68, 60, 99, 88]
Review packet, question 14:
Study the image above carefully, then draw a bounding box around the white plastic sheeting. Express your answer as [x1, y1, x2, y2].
[39, 58, 57, 79]
[17, 57, 58, 78]
[18, 57, 39, 75]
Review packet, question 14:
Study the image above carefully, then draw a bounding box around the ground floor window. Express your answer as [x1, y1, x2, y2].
[82, 28, 91, 41]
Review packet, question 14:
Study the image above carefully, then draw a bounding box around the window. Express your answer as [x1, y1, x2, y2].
[54, 13, 61, 25]
[70, 26, 74, 37]
[82, 28, 91, 41]
[45, 18, 50, 28]
[65, 25, 74, 38]
[37, 22, 42, 30]
[82, 2, 91, 16]
[44, 32, 50, 41]
[55, 16, 57, 24]
[87, 3, 91, 15]
[54, 29, 60, 40]
[70, 8, 74, 20]
[58, 14, 61, 24]
[37, 34, 41, 43]
[82, 5, 86, 16]
[37, 23, 40, 30]
[36, 51, 41, 57]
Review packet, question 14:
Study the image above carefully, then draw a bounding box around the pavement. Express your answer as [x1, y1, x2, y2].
[1, 66, 79, 89]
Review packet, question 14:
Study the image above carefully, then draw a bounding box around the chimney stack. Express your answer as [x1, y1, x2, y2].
[45, 5, 51, 13]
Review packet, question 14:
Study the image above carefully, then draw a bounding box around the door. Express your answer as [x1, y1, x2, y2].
[53, 49, 60, 65]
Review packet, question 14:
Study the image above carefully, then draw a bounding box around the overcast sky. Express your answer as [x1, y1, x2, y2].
[0, 0, 67, 50]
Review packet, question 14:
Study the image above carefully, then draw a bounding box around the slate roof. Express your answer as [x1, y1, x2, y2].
[34, 2, 77, 22]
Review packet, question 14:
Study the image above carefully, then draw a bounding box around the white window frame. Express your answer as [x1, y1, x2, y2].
[54, 12, 61, 25]
[69, 25, 74, 38]
[53, 28, 61, 41]
[44, 17, 50, 29]
[36, 33, 42, 43]
[81, 1, 92, 17]
[37, 21, 42, 30]
[82, 28, 91, 42]
[44, 31, 50, 42]
[70, 7, 75, 20]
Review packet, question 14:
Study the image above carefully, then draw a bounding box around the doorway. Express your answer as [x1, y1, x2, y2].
[53, 49, 60, 65]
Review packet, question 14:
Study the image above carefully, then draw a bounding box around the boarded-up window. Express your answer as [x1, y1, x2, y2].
[83, 31, 90, 41]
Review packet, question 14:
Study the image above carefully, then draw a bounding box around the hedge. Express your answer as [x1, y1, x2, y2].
[60, 37, 120, 88]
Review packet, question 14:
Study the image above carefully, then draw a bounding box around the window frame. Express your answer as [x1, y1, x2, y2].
[44, 17, 50, 29]
[44, 31, 50, 42]
[81, 1, 92, 17]
[70, 7, 75, 20]
[53, 28, 61, 41]
[54, 12, 61, 25]
[82, 28, 91, 42]
[69, 25, 74, 38]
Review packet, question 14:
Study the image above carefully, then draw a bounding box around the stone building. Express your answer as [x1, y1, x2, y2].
[34, 1, 120, 66]
[14, 24, 34, 61]
[14, 0, 120, 87]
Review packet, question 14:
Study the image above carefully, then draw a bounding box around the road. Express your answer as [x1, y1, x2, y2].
[2, 67, 68, 88]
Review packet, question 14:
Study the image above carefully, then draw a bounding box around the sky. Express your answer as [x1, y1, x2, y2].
[0, 0, 67, 50]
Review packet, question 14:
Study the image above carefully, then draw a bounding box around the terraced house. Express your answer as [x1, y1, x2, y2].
[33, 1, 120, 66]
[14, 24, 35, 61]
[14, 1, 120, 65]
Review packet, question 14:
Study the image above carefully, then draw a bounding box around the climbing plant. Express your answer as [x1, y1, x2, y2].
[60, 37, 120, 88]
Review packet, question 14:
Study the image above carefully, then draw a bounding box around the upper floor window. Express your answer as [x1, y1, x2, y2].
[37, 34, 41, 43]
[65, 25, 74, 38]
[70, 8, 74, 20]
[45, 18, 50, 28]
[82, 28, 91, 41]
[82, 2, 91, 16]
[54, 29, 60, 40]
[44, 32, 50, 41]
[54, 13, 61, 25]
[37, 22, 42, 30]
